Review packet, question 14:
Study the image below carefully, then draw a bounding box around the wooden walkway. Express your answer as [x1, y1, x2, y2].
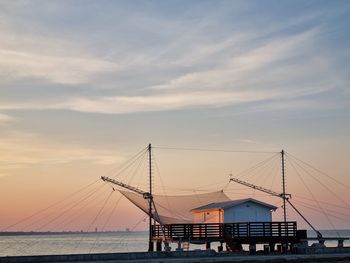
[152, 221, 301, 245]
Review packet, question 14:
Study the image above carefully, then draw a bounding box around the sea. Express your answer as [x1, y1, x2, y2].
[0, 230, 349, 257]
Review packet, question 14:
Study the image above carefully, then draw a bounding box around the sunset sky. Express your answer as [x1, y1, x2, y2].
[0, 0, 350, 232]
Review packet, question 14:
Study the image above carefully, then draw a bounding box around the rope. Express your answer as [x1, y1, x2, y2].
[89, 193, 124, 253]
[294, 194, 350, 210]
[286, 152, 350, 190]
[286, 153, 350, 209]
[228, 153, 279, 198]
[1, 178, 100, 231]
[1, 182, 109, 254]
[1, 147, 148, 254]
[111, 147, 148, 181]
[268, 158, 280, 193]
[295, 199, 350, 218]
[154, 146, 277, 154]
[75, 190, 115, 252]
[127, 152, 148, 190]
[288, 157, 340, 236]
[293, 200, 350, 224]
[51, 184, 111, 231]
[234, 153, 279, 180]
[152, 150, 174, 220]
[106, 214, 148, 253]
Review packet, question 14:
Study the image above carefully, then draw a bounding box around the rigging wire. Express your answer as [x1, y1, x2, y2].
[28, 182, 108, 232]
[295, 199, 350, 218]
[293, 201, 350, 224]
[3, 145, 143, 230]
[75, 190, 115, 252]
[227, 153, 280, 199]
[169, 178, 230, 192]
[0, 182, 107, 254]
[234, 153, 279, 180]
[26, 151, 146, 254]
[152, 150, 174, 220]
[286, 152, 350, 190]
[268, 157, 280, 192]
[249, 154, 279, 192]
[287, 157, 340, 237]
[111, 147, 148, 181]
[0, 178, 100, 231]
[127, 151, 148, 190]
[106, 214, 148, 253]
[1, 146, 148, 254]
[154, 146, 277, 154]
[286, 153, 350, 209]
[1, 182, 110, 254]
[293, 194, 350, 210]
[50, 183, 115, 231]
[89, 194, 124, 253]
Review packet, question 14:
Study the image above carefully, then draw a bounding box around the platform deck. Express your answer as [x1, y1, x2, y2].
[152, 221, 301, 245]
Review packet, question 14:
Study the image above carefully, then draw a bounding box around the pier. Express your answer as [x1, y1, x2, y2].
[152, 221, 302, 252]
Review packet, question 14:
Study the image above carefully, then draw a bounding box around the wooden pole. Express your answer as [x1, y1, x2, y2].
[148, 144, 153, 252]
[281, 150, 287, 223]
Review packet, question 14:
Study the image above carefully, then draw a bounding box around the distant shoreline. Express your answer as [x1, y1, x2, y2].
[0, 231, 147, 236]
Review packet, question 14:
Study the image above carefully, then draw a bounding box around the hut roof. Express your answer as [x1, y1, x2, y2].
[191, 198, 277, 212]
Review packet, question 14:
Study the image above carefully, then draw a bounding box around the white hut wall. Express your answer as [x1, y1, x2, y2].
[223, 202, 273, 223]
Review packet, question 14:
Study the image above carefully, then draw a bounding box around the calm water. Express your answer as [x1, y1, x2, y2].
[0, 230, 349, 257]
[0, 231, 149, 256]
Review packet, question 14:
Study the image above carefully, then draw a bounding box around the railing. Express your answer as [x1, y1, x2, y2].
[152, 221, 297, 241]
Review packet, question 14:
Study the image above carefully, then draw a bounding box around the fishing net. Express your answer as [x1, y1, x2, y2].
[120, 190, 230, 224]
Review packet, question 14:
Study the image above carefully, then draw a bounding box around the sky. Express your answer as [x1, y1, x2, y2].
[0, 0, 350, 232]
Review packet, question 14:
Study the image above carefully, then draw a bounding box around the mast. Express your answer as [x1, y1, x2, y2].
[281, 149, 287, 223]
[229, 176, 323, 239]
[148, 143, 153, 252]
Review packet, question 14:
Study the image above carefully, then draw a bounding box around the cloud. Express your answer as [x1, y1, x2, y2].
[65, 90, 270, 113]
[0, 90, 268, 113]
[0, 132, 124, 173]
[0, 19, 123, 85]
[0, 49, 121, 85]
[0, 4, 347, 117]
[0, 113, 14, 124]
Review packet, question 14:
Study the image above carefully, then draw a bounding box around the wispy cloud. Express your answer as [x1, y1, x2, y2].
[0, 90, 268, 113]
[0, 113, 14, 123]
[0, 49, 121, 85]
[0, 1, 348, 117]
[0, 28, 341, 114]
[0, 132, 124, 174]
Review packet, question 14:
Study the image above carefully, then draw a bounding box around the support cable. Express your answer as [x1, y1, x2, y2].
[286, 152, 350, 190]
[31, 183, 108, 232]
[111, 147, 148, 181]
[1, 178, 100, 231]
[1, 183, 110, 255]
[128, 152, 148, 190]
[293, 201, 350, 224]
[51, 183, 115, 231]
[89, 193, 124, 253]
[288, 157, 339, 237]
[294, 194, 350, 210]
[236, 153, 280, 180]
[152, 150, 174, 220]
[106, 214, 148, 253]
[154, 146, 277, 154]
[295, 199, 350, 218]
[286, 153, 350, 209]
[75, 190, 115, 252]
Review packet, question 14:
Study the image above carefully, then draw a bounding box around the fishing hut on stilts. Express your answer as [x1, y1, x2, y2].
[102, 145, 348, 253]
